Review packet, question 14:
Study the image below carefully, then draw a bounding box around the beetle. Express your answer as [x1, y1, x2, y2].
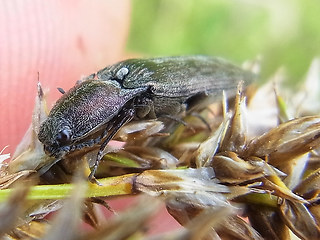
[38, 56, 254, 181]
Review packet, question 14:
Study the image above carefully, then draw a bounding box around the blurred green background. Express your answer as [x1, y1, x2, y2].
[127, 0, 320, 85]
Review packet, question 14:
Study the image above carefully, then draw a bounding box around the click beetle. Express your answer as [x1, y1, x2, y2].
[38, 56, 254, 181]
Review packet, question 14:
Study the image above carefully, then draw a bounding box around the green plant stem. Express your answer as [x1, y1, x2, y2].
[0, 173, 137, 202]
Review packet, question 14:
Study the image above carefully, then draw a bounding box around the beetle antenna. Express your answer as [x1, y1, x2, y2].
[38, 157, 62, 175]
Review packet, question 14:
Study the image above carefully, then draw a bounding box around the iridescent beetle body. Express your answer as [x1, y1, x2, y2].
[38, 56, 254, 181]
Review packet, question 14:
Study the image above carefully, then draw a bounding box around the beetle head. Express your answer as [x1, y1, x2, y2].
[38, 117, 73, 157]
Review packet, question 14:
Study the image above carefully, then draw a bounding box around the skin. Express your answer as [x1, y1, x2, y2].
[0, 0, 131, 154]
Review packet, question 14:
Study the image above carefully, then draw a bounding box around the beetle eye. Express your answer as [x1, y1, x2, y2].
[56, 129, 71, 145]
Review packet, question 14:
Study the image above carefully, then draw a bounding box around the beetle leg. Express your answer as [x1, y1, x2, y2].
[159, 115, 187, 126]
[190, 112, 212, 131]
[88, 108, 135, 183]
